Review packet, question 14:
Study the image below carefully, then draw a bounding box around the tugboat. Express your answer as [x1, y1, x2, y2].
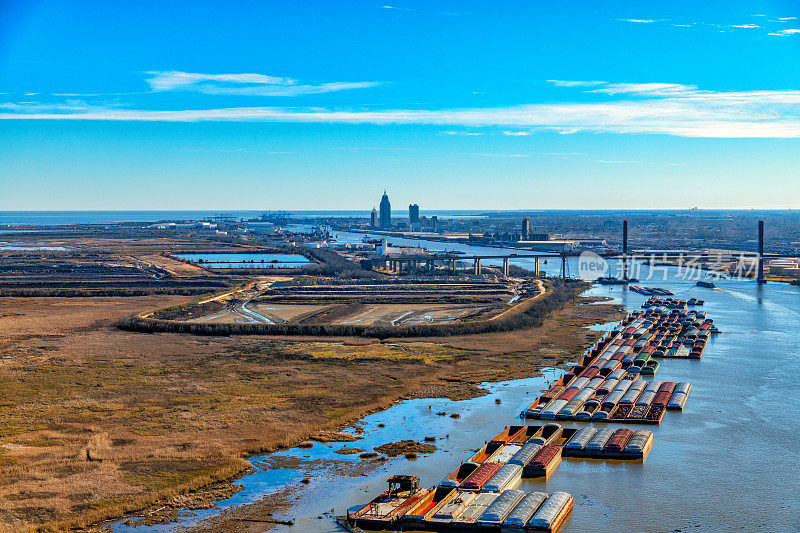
[343, 475, 429, 529]
[696, 280, 716, 288]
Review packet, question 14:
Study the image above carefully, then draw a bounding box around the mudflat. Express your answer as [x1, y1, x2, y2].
[0, 292, 622, 530]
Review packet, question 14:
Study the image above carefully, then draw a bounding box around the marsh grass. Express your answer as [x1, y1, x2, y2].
[0, 284, 623, 531]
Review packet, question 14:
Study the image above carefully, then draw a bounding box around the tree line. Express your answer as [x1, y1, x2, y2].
[118, 280, 587, 339]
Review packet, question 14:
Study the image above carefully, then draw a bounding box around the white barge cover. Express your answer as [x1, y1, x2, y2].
[509, 442, 542, 466]
[502, 491, 548, 528]
[527, 491, 572, 528]
[476, 488, 526, 525]
[585, 428, 615, 451]
[483, 464, 523, 492]
[564, 427, 597, 451]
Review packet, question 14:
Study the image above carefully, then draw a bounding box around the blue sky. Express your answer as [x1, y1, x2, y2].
[2, 0, 800, 210]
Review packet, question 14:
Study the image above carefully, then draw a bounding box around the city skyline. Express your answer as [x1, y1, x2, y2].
[2, 1, 800, 210]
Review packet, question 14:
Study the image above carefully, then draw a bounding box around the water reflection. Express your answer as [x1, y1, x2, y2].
[111, 235, 800, 532]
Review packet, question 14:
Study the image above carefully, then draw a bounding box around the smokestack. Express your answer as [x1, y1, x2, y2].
[757, 220, 765, 283]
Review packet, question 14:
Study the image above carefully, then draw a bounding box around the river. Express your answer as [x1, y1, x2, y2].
[112, 233, 800, 532]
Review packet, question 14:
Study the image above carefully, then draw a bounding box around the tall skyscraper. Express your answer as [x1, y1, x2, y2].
[522, 217, 531, 239]
[379, 191, 392, 229]
[370, 207, 378, 228]
[409, 204, 420, 225]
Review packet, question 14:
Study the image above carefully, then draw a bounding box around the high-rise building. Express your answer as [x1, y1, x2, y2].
[409, 204, 420, 224]
[522, 217, 531, 239]
[431, 215, 439, 232]
[370, 207, 378, 228]
[379, 191, 392, 229]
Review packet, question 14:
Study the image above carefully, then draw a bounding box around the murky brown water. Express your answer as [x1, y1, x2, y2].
[114, 237, 800, 532]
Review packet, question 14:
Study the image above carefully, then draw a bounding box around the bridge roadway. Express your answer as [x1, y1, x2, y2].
[364, 250, 799, 278]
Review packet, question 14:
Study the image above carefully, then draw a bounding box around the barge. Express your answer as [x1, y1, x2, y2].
[523, 445, 562, 478]
[521, 298, 710, 423]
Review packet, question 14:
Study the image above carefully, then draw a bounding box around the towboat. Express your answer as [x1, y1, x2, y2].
[349, 475, 430, 528]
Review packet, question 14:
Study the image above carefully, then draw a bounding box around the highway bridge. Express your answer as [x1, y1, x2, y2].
[361, 220, 797, 282]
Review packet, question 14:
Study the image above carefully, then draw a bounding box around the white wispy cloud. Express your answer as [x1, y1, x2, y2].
[7, 81, 800, 138]
[598, 160, 639, 164]
[586, 82, 696, 96]
[145, 71, 379, 96]
[470, 153, 529, 158]
[442, 130, 483, 135]
[547, 80, 606, 87]
[502, 131, 532, 136]
[622, 19, 655, 24]
[380, 5, 458, 15]
[769, 28, 800, 36]
[730, 24, 759, 29]
[778, 17, 798, 21]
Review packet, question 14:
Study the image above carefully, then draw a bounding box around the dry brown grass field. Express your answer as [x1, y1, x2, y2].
[0, 288, 622, 531]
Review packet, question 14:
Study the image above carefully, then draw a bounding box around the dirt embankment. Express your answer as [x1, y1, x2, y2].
[0, 291, 623, 531]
